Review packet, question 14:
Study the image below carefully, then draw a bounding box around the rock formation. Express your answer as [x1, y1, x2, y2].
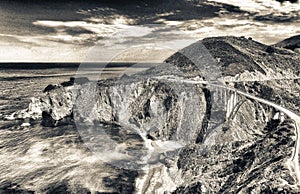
[14, 36, 300, 193]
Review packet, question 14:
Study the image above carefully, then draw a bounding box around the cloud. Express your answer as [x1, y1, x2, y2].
[209, 0, 300, 13]
[0, 0, 299, 62]
[0, 34, 41, 47]
[31, 19, 153, 46]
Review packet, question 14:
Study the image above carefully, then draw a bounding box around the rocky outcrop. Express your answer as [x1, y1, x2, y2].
[14, 36, 300, 193]
[13, 85, 74, 124]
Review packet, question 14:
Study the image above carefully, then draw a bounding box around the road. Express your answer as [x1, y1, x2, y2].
[155, 76, 300, 184]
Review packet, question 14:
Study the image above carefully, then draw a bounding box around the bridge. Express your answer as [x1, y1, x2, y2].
[154, 76, 300, 184]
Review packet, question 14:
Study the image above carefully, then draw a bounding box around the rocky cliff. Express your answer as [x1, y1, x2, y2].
[14, 36, 300, 193]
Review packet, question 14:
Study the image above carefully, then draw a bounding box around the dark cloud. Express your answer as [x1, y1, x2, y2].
[64, 27, 95, 36]
[1, 0, 299, 62]
[275, 0, 298, 3]
[254, 13, 299, 22]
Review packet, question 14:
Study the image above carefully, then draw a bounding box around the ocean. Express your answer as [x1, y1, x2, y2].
[0, 63, 149, 193]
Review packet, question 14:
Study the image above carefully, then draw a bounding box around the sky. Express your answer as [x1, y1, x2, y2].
[0, 0, 299, 62]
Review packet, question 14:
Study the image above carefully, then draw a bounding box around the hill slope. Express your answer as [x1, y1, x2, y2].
[7, 36, 300, 193]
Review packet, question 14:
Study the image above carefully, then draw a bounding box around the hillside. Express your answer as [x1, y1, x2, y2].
[5, 35, 300, 193]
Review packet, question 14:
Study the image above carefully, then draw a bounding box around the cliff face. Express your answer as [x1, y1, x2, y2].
[89, 81, 204, 137]
[15, 36, 300, 193]
[16, 77, 207, 144]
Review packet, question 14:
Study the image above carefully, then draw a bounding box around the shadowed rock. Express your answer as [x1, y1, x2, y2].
[43, 84, 58, 93]
[61, 77, 90, 87]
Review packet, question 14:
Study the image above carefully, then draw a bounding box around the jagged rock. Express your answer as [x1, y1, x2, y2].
[172, 182, 202, 194]
[14, 85, 74, 125]
[43, 84, 57, 93]
[60, 77, 90, 87]
[14, 36, 300, 193]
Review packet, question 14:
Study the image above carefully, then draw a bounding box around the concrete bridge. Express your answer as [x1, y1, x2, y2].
[155, 76, 300, 184]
